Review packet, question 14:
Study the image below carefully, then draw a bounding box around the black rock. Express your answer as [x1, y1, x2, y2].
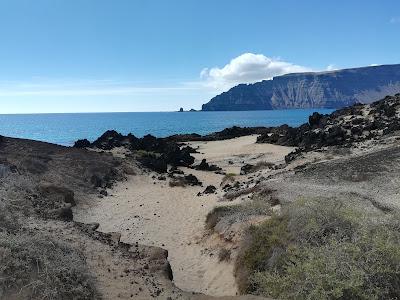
[194, 159, 221, 172]
[92, 130, 125, 150]
[240, 164, 254, 175]
[184, 174, 202, 186]
[258, 94, 400, 152]
[137, 154, 168, 173]
[74, 139, 91, 148]
[203, 185, 216, 194]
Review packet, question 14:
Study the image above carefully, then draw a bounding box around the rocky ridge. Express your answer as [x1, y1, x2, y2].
[202, 64, 400, 111]
[256, 94, 400, 153]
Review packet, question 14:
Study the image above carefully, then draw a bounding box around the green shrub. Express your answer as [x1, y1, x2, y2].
[235, 216, 290, 292]
[237, 198, 400, 299]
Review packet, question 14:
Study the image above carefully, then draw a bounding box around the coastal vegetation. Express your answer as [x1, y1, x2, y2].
[236, 197, 400, 299]
[0, 204, 97, 300]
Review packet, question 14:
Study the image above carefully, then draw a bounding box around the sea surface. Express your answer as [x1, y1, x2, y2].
[0, 109, 334, 146]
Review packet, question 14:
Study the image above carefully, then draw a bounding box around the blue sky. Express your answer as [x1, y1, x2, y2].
[0, 0, 399, 113]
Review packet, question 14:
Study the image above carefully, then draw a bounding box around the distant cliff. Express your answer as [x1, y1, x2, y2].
[202, 64, 400, 111]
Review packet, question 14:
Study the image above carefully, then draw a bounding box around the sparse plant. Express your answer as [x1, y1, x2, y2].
[218, 248, 231, 262]
[221, 173, 237, 186]
[205, 206, 235, 230]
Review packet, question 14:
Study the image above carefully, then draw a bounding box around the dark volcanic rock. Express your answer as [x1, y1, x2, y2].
[202, 64, 400, 111]
[75, 131, 198, 172]
[91, 130, 125, 150]
[137, 154, 168, 173]
[203, 185, 217, 194]
[240, 164, 255, 175]
[184, 174, 202, 186]
[169, 173, 202, 187]
[194, 159, 221, 172]
[309, 112, 327, 128]
[206, 126, 269, 140]
[73, 139, 91, 148]
[168, 166, 184, 176]
[165, 126, 270, 143]
[258, 94, 400, 153]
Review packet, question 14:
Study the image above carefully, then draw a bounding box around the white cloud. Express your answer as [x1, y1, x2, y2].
[326, 64, 337, 71]
[390, 17, 400, 24]
[200, 53, 312, 91]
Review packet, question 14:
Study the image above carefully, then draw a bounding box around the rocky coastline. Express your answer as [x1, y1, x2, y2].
[1, 93, 400, 299]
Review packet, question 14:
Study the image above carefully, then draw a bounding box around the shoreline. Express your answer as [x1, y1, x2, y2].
[0, 108, 335, 147]
[2, 94, 400, 299]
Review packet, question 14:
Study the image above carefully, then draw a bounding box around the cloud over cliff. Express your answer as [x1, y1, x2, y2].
[200, 53, 311, 90]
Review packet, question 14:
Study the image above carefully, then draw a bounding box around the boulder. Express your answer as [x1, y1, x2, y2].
[194, 159, 221, 171]
[203, 185, 217, 194]
[91, 130, 125, 150]
[309, 112, 324, 128]
[184, 174, 202, 186]
[240, 164, 254, 175]
[73, 139, 91, 148]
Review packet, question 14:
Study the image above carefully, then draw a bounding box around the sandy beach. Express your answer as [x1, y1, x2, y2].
[74, 135, 293, 296]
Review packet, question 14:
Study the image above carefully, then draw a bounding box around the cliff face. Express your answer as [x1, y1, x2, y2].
[202, 64, 400, 111]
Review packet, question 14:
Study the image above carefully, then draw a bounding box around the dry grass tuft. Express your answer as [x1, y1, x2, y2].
[0, 231, 98, 300]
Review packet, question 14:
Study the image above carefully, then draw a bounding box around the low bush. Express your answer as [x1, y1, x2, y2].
[206, 198, 272, 232]
[0, 232, 98, 300]
[205, 206, 236, 230]
[236, 198, 400, 299]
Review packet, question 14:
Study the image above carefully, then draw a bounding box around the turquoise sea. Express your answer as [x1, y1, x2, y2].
[0, 109, 334, 146]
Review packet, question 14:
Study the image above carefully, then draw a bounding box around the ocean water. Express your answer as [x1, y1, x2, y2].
[0, 109, 334, 146]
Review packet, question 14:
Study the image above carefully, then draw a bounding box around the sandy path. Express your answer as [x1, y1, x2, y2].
[74, 135, 293, 296]
[74, 168, 237, 296]
[188, 135, 294, 174]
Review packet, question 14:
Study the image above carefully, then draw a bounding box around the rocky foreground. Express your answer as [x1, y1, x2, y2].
[1, 94, 400, 299]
